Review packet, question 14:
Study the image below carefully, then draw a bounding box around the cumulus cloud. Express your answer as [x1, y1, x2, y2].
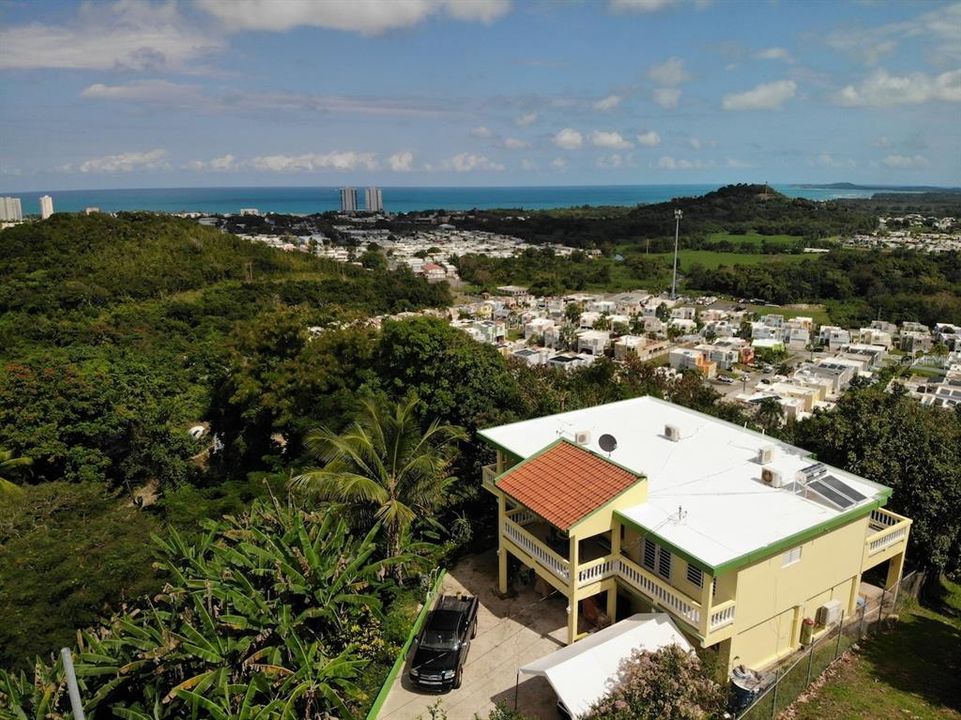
[470, 126, 493, 138]
[195, 0, 511, 34]
[252, 151, 379, 172]
[0, 0, 223, 71]
[442, 152, 505, 172]
[882, 154, 930, 169]
[722, 79, 797, 110]
[833, 68, 961, 107]
[593, 94, 623, 112]
[755, 47, 793, 62]
[515, 112, 538, 126]
[609, 0, 702, 12]
[597, 153, 632, 169]
[185, 154, 239, 172]
[501, 137, 530, 150]
[551, 157, 568, 170]
[648, 57, 690, 86]
[655, 155, 713, 170]
[652, 87, 681, 109]
[635, 131, 661, 147]
[811, 153, 855, 169]
[725, 157, 752, 169]
[553, 128, 584, 149]
[388, 151, 415, 171]
[591, 130, 633, 149]
[81, 80, 205, 103]
[75, 149, 170, 173]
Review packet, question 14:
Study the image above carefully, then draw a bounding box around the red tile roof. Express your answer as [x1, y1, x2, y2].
[497, 440, 641, 530]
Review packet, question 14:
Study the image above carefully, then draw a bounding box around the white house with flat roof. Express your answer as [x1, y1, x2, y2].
[481, 397, 910, 673]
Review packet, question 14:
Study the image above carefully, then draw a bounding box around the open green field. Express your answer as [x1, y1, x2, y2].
[790, 578, 961, 720]
[650, 249, 811, 270]
[706, 231, 802, 249]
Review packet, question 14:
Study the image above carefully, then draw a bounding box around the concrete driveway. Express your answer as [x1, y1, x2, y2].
[376, 552, 567, 720]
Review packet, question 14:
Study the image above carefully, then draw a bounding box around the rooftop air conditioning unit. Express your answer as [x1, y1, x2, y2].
[758, 445, 775, 464]
[664, 424, 681, 442]
[761, 467, 784, 488]
[575, 430, 591, 445]
[816, 599, 843, 626]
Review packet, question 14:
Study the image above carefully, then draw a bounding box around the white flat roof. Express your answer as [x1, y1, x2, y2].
[480, 396, 890, 571]
[520, 613, 692, 718]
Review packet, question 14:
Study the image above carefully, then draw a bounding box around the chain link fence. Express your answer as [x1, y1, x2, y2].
[735, 572, 921, 720]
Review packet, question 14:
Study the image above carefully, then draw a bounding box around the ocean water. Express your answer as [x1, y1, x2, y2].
[9, 184, 882, 216]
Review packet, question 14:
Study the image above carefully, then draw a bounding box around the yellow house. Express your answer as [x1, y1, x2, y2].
[481, 396, 911, 672]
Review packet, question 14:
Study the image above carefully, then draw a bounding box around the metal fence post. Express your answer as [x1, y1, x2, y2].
[858, 604, 865, 639]
[834, 611, 844, 659]
[770, 669, 780, 720]
[880, 588, 887, 625]
[806, 642, 814, 685]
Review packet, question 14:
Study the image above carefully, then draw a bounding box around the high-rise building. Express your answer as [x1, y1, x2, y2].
[365, 187, 384, 213]
[0, 196, 23, 222]
[39, 195, 54, 219]
[339, 187, 358, 213]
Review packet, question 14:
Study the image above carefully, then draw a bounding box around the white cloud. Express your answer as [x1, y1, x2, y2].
[812, 153, 855, 169]
[388, 151, 415, 171]
[591, 130, 633, 149]
[470, 126, 493, 138]
[725, 157, 752, 169]
[874, 136, 892, 149]
[515, 112, 538, 127]
[597, 153, 631, 169]
[833, 68, 961, 107]
[652, 87, 681, 108]
[501, 137, 529, 150]
[648, 57, 690, 86]
[722, 79, 797, 110]
[755, 47, 793, 62]
[655, 155, 713, 170]
[553, 128, 584, 149]
[634, 131, 661, 147]
[593, 94, 623, 112]
[252, 151, 379, 172]
[688, 137, 702, 150]
[882, 154, 930, 169]
[81, 80, 205, 103]
[551, 157, 568, 170]
[76, 149, 170, 173]
[608, 0, 689, 12]
[195, 0, 511, 34]
[185, 154, 239, 172]
[442, 152, 505, 172]
[521, 158, 536, 170]
[0, 1, 223, 71]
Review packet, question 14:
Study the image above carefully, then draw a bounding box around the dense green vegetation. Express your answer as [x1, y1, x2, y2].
[2, 203, 960, 716]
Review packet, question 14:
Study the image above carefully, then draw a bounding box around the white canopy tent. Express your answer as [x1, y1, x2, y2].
[518, 613, 694, 718]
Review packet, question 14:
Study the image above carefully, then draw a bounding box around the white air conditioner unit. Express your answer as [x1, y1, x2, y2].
[761, 467, 784, 488]
[575, 430, 591, 445]
[758, 445, 775, 464]
[816, 599, 842, 626]
[664, 424, 681, 442]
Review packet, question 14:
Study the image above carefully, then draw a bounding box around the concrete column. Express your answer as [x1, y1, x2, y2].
[886, 552, 906, 607]
[567, 533, 579, 644]
[791, 604, 804, 649]
[496, 450, 504, 473]
[848, 573, 862, 615]
[497, 494, 508, 595]
[700, 571, 714, 638]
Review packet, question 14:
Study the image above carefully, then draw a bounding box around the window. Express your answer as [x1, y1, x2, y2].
[782, 546, 802, 567]
[686, 564, 703, 588]
[658, 547, 672, 580]
[643, 538, 657, 570]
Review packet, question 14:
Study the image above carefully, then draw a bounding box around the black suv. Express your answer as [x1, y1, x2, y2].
[408, 594, 479, 691]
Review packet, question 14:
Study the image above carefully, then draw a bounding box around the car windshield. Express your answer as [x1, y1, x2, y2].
[420, 629, 458, 650]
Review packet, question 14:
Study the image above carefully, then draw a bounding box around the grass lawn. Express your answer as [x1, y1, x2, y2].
[649, 249, 811, 270]
[788, 578, 961, 720]
[740, 303, 832, 327]
[707, 232, 802, 249]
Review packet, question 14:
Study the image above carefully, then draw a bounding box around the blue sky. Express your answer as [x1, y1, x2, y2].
[1, 0, 959, 190]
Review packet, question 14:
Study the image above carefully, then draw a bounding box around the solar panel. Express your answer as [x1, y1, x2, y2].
[808, 479, 854, 509]
[821, 475, 867, 503]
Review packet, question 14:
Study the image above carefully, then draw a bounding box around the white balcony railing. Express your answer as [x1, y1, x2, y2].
[482, 464, 498, 492]
[708, 600, 736, 631]
[577, 557, 618, 586]
[617, 555, 702, 629]
[504, 517, 570, 583]
[865, 507, 911, 558]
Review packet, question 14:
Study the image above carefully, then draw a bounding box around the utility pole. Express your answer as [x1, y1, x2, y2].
[671, 209, 683, 300]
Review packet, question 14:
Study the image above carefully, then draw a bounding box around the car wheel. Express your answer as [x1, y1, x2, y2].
[453, 667, 463, 689]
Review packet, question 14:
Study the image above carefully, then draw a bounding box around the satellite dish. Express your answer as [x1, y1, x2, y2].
[599, 433, 618, 453]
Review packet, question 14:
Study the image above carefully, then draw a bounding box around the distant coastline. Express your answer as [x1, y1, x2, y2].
[793, 182, 961, 193]
[4, 183, 960, 216]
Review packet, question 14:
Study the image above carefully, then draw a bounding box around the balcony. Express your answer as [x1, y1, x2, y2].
[863, 507, 911, 571]
[482, 463, 498, 492]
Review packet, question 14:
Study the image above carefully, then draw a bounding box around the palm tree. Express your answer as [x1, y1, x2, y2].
[291, 397, 465, 565]
[0, 448, 31, 495]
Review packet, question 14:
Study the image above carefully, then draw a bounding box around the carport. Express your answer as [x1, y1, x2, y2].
[518, 613, 693, 718]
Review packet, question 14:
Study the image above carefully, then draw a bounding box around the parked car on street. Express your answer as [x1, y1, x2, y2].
[408, 594, 479, 691]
